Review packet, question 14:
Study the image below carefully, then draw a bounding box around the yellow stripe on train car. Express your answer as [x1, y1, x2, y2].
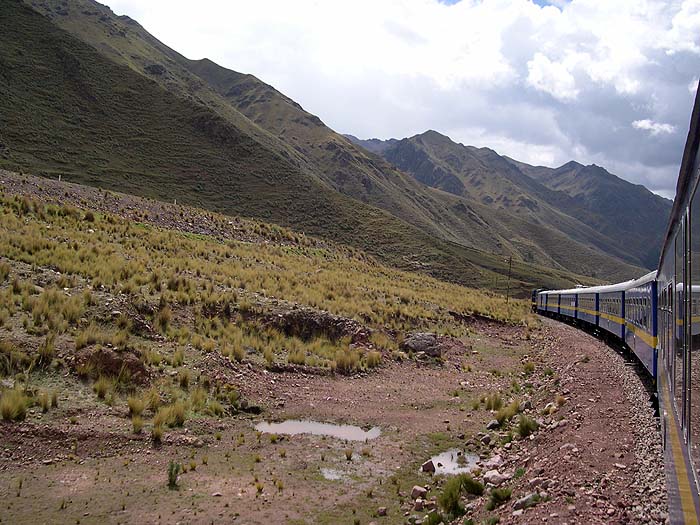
[624, 322, 658, 347]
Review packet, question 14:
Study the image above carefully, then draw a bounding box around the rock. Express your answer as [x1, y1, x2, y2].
[212, 492, 222, 497]
[513, 509, 524, 516]
[400, 333, 443, 358]
[484, 455, 503, 469]
[483, 470, 506, 486]
[520, 400, 532, 411]
[377, 507, 387, 516]
[614, 463, 627, 470]
[514, 493, 540, 510]
[481, 434, 492, 445]
[411, 485, 428, 499]
[414, 498, 424, 511]
[421, 460, 436, 473]
[486, 419, 500, 430]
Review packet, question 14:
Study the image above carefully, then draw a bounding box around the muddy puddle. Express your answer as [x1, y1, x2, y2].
[426, 449, 480, 475]
[255, 419, 381, 441]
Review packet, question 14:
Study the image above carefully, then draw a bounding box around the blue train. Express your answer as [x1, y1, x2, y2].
[535, 87, 700, 524]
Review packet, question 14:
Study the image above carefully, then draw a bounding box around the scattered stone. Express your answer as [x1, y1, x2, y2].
[514, 493, 540, 510]
[486, 419, 500, 430]
[481, 434, 492, 445]
[483, 469, 506, 486]
[421, 460, 435, 473]
[411, 486, 428, 499]
[377, 507, 387, 516]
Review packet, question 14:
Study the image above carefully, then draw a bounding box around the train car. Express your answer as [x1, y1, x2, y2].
[558, 290, 578, 320]
[576, 290, 598, 326]
[536, 85, 700, 523]
[624, 271, 658, 377]
[597, 282, 629, 340]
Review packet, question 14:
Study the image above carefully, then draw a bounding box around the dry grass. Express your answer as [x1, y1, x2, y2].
[0, 389, 28, 421]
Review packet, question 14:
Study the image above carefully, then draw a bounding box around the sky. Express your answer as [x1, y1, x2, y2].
[106, 0, 700, 198]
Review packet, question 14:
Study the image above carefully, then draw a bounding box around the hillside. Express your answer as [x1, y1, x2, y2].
[351, 132, 671, 269]
[16, 0, 650, 286]
[0, 0, 612, 296]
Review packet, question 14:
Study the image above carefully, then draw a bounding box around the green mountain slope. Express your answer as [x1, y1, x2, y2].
[0, 0, 601, 295]
[352, 131, 670, 269]
[22, 0, 650, 284]
[505, 159, 672, 268]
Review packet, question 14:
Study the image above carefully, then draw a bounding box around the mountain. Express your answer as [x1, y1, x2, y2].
[350, 132, 671, 269]
[0, 0, 605, 297]
[1, 0, 649, 294]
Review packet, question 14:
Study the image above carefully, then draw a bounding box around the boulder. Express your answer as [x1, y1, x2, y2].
[400, 333, 443, 358]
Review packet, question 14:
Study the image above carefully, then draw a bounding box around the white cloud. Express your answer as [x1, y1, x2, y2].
[632, 119, 677, 135]
[106, 0, 700, 196]
[527, 53, 579, 101]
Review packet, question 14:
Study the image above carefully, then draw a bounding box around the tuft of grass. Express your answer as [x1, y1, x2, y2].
[38, 391, 50, 413]
[152, 424, 164, 443]
[344, 449, 353, 461]
[485, 393, 503, 411]
[517, 415, 538, 437]
[171, 349, 184, 367]
[523, 362, 535, 375]
[335, 349, 360, 374]
[178, 368, 191, 389]
[0, 389, 28, 421]
[556, 395, 566, 406]
[495, 400, 520, 424]
[127, 396, 145, 416]
[93, 376, 113, 400]
[132, 415, 143, 434]
[167, 461, 180, 489]
[438, 475, 465, 517]
[364, 350, 382, 368]
[486, 488, 512, 510]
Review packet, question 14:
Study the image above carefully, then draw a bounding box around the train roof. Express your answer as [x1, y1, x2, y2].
[538, 271, 656, 296]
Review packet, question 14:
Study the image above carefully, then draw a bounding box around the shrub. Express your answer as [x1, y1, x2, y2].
[37, 333, 56, 366]
[438, 475, 465, 517]
[171, 349, 184, 367]
[364, 351, 382, 368]
[127, 396, 145, 416]
[93, 376, 113, 399]
[208, 400, 224, 417]
[485, 393, 503, 411]
[155, 306, 172, 334]
[460, 474, 484, 496]
[144, 388, 161, 412]
[152, 424, 163, 443]
[38, 391, 50, 413]
[495, 400, 520, 425]
[0, 262, 10, 282]
[0, 389, 28, 421]
[178, 368, 191, 389]
[287, 348, 306, 365]
[486, 488, 512, 510]
[335, 349, 359, 374]
[167, 461, 180, 489]
[518, 415, 538, 438]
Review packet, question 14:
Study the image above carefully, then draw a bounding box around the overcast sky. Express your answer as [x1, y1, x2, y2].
[107, 0, 700, 198]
